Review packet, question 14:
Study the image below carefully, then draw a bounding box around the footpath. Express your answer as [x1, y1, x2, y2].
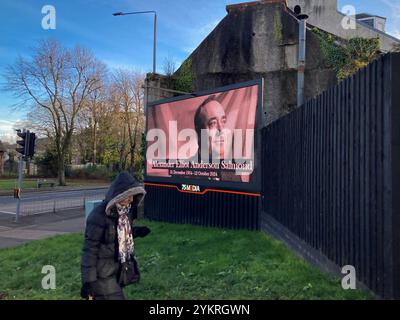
[0, 209, 85, 249]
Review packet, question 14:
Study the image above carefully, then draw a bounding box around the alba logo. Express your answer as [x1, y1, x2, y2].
[181, 184, 201, 192]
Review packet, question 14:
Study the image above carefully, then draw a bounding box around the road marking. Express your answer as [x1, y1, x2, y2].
[0, 210, 16, 215]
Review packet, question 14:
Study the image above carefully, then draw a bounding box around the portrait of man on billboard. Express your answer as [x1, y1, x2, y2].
[194, 96, 227, 160]
[193, 96, 242, 182]
[146, 82, 260, 185]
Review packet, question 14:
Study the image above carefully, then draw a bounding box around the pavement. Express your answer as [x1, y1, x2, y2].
[0, 187, 107, 215]
[0, 209, 85, 249]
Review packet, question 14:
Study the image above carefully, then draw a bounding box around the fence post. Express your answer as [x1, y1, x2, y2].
[389, 53, 400, 299]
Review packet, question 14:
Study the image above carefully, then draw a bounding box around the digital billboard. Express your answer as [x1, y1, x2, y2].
[145, 79, 263, 192]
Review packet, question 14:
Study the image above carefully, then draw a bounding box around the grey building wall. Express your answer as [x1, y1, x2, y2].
[287, 0, 400, 52]
[187, 1, 336, 125]
[146, 0, 399, 126]
[145, 76, 175, 105]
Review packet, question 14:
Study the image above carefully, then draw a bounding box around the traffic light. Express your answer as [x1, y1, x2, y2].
[15, 130, 36, 158]
[16, 130, 29, 156]
[27, 132, 36, 158]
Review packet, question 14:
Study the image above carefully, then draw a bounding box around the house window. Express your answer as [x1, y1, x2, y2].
[360, 18, 375, 28]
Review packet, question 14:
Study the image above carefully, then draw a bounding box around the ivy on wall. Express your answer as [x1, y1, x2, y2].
[173, 57, 194, 93]
[313, 27, 380, 81]
[274, 11, 283, 45]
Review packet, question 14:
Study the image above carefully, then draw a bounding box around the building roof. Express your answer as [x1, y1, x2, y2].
[356, 13, 387, 21]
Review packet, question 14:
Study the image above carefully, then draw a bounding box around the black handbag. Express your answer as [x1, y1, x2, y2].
[117, 255, 140, 287]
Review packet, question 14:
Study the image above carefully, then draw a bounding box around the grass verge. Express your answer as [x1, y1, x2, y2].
[0, 219, 372, 300]
[0, 178, 109, 191]
[0, 179, 37, 190]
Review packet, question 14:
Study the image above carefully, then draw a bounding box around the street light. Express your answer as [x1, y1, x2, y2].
[112, 10, 157, 74]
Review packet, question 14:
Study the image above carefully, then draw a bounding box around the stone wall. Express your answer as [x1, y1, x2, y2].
[146, 0, 399, 125]
[188, 0, 336, 125]
[145, 74, 175, 105]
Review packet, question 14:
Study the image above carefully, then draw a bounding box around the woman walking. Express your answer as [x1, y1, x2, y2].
[80, 171, 151, 300]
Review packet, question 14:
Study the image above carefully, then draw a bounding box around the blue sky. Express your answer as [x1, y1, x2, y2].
[0, 0, 399, 141]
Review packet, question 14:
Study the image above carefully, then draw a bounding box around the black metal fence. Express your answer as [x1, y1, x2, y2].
[144, 183, 260, 230]
[261, 53, 400, 299]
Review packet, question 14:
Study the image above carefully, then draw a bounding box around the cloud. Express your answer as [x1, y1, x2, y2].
[0, 119, 32, 143]
[379, 0, 400, 39]
[387, 28, 400, 39]
[182, 19, 220, 54]
[0, 120, 18, 143]
[102, 59, 146, 73]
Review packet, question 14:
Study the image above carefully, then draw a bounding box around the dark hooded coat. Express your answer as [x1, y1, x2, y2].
[81, 172, 146, 299]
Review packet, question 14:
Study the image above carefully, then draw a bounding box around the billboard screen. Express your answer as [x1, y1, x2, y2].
[145, 80, 262, 191]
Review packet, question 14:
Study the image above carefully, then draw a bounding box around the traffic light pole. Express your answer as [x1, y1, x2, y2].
[14, 129, 35, 223]
[15, 154, 23, 223]
[15, 129, 30, 223]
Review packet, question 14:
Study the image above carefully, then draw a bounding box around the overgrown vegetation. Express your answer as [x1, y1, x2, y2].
[65, 164, 114, 181]
[173, 58, 194, 93]
[274, 11, 283, 45]
[0, 219, 371, 300]
[313, 27, 380, 81]
[35, 149, 59, 177]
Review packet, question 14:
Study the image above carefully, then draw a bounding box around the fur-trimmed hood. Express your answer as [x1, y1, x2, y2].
[105, 172, 146, 216]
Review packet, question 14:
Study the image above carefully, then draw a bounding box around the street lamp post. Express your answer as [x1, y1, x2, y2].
[294, 5, 308, 108]
[112, 11, 157, 74]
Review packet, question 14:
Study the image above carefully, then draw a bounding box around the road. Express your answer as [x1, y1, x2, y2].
[0, 188, 108, 215]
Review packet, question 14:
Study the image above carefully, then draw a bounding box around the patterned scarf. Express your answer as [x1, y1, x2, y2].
[116, 203, 134, 263]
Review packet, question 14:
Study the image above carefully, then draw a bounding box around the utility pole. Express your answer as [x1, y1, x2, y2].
[112, 10, 157, 74]
[15, 153, 23, 223]
[15, 129, 30, 223]
[152, 13, 157, 75]
[295, 5, 309, 108]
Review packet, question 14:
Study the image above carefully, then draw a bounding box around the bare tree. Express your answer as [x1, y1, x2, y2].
[162, 54, 177, 77]
[111, 70, 145, 172]
[76, 65, 108, 164]
[4, 39, 103, 185]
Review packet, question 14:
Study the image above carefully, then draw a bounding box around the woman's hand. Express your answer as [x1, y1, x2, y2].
[133, 226, 151, 238]
[80, 282, 94, 300]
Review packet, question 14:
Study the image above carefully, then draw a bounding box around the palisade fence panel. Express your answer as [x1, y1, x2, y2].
[144, 183, 260, 230]
[261, 53, 400, 299]
[19, 192, 106, 216]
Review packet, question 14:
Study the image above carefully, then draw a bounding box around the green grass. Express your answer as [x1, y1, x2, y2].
[0, 179, 37, 190]
[0, 178, 109, 191]
[0, 220, 372, 300]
